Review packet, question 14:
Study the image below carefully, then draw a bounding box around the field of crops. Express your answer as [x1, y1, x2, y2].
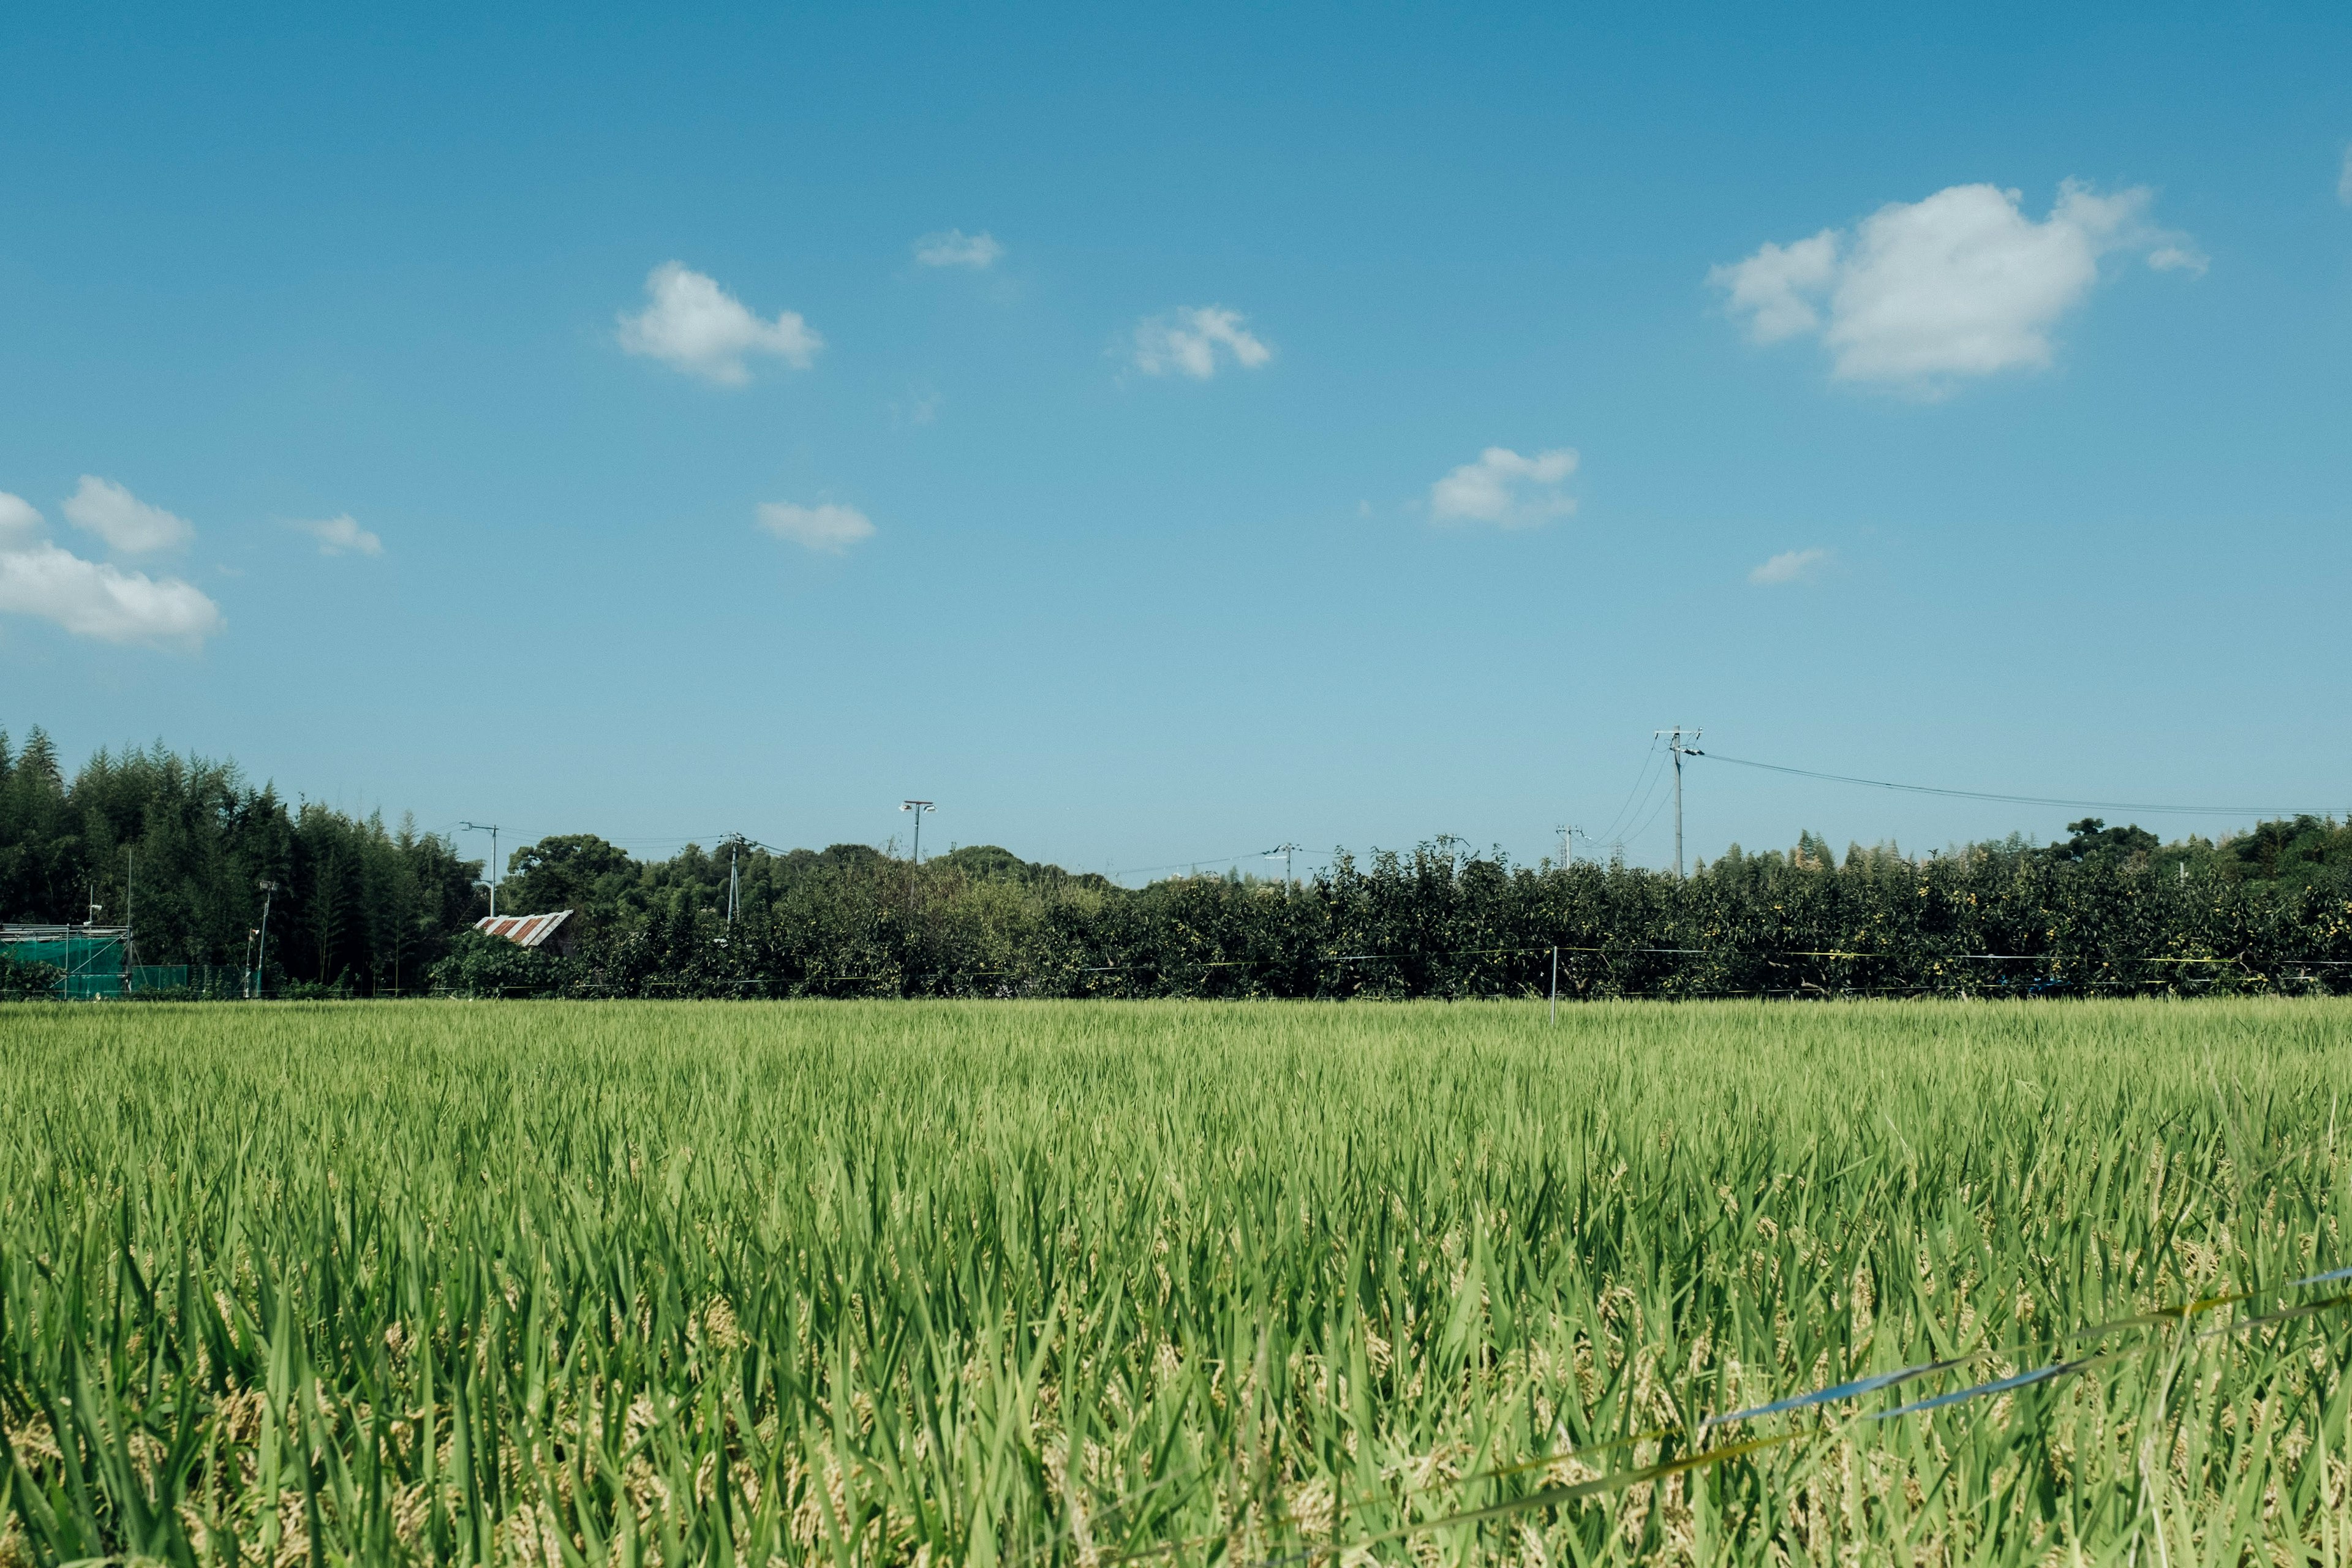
[2, 1000, 2350, 1565]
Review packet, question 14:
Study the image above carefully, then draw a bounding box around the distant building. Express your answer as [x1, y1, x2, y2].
[474, 910, 578, 958]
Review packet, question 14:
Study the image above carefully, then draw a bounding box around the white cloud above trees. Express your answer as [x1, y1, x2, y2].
[298, 515, 383, 557]
[0, 490, 223, 649]
[1131, 307, 1272, 378]
[1710, 181, 2201, 390]
[1749, 547, 1830, 584]
[618, 263, 822, 385]
[756, 500, 875, 554]
[1428, 447, 1578, 527]
[913, 229, 1003, 268]
[62, 475, 194, 554]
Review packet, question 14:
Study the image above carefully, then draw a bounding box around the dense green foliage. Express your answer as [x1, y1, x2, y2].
[0, 729, 477, 992]
[1, 1000, 2348, 1564]
[8, 726, 2352, 998]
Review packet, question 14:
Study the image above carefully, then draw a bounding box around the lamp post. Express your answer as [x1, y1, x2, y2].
[899, 801, 934, 911]
[461, 822, 502, 918]
[253, 880, 277, 1000]
[899, 801, 935, 864]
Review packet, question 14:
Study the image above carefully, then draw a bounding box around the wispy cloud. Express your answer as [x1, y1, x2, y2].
[913, 229, 1003, 268]
[1749, 547, 1830, 584]
[298, 514, 383, 557]
[618, 262, 822, 385]
[1131, 306, 1272, 379]
[62, 476, 194, 554]
[1428, 447, 1578, 528]
[756, 500, 875, 554]
[0, 491, 224, 649]
[1710, 181, 2201, 391]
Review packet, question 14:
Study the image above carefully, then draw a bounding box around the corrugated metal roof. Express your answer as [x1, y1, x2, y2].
[474, 910, 575, 949]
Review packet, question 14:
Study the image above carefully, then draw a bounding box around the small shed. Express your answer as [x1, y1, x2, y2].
[475, 910, 578, 958]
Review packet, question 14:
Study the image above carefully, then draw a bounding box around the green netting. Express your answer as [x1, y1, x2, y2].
[5, 936, 126, 998]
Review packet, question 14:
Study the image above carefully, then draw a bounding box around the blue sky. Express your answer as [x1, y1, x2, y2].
[4, 2, 2349, 880]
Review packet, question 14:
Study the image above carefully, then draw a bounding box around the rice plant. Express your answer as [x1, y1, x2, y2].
[1, 997, 2348, 1564]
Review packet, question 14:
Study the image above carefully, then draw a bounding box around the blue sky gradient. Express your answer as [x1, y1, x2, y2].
[4, 3, 2348, 877]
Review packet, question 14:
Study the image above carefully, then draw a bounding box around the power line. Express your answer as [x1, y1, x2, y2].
[1695, 752, 2338, 820]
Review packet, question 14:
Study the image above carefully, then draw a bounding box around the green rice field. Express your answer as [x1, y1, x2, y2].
[3, 999, 2351, 1565]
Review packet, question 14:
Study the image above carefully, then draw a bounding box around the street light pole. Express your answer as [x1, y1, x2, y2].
[461, 822, 502, 918]
[899, 801, 935, 865]
[253, 880, 277, 999]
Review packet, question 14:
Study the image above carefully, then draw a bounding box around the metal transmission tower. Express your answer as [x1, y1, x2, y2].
[461, 821, 502, 918]
[1653, 728, 1703, 877]
[1262, 843, 1300, 890]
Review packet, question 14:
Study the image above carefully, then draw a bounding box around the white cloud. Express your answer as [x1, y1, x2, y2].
[1131, 306, 1273, 379]
[1428, 447, 1578, 527]
[0, 492, 41, 548]
[2339, 145, 2352, 206]
[913, 229, 1003, 268]
[1749, 547, 1831, 584]
[1710, 181, 2200, 388]
[617, 262, 822, 385]
[756, 500, 875, 554]
[298, 514, 383, 557]
[62, 475, 195, 554]
[0, 492, 222, 649]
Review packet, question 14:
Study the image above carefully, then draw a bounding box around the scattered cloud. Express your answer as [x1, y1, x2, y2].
[1749, 547, 1831, 585]
[913, 229, 1003, 268]
[298, 514, 383, 557]
[756, 500, 875, 554]
[1709, 181, 2201, 389]
[2339, 145, 2352, 206]
[1428, 447, 1578, 527]
[891, 381, 940, 427]
[617, 262, 822, 385]
[1131, 306, 1272, 379]
[62, 475, 194, 554]
[0, 492, 40, 548]
[0, 491, 223, 649]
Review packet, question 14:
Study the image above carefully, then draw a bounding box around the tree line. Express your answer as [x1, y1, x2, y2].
[6, 727, 2350, 999]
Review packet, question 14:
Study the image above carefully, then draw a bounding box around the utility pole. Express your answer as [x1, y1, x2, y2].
[728, 843, 740, 927]
[1654, 728, 1703, 877]
[254, 880, 277, 1000]
[1262, 842, 1299, 891]
[1556, 824, 1573, 869]
[461, 822, 501, 918]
